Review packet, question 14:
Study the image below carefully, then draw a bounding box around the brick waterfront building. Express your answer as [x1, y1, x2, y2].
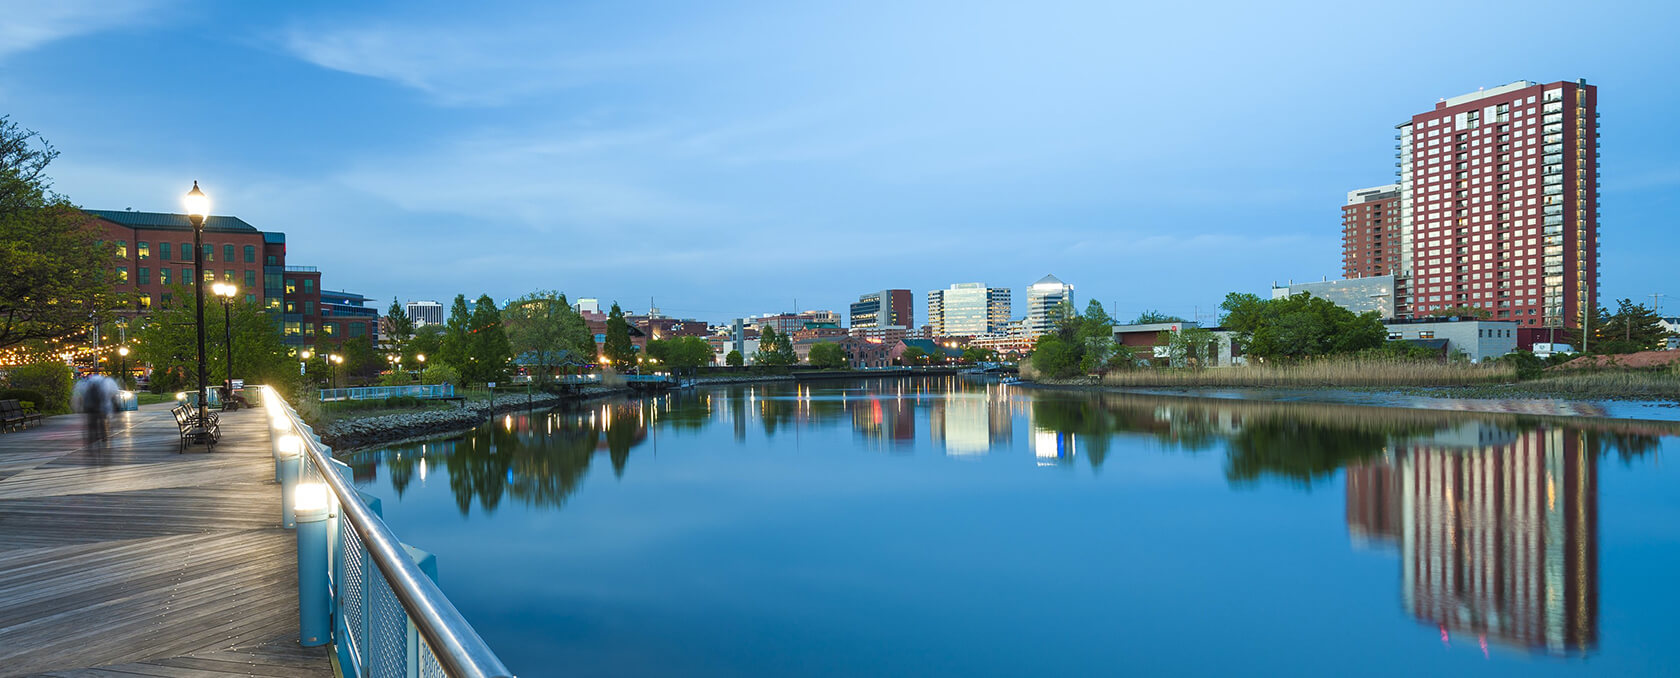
[1394, 80, 1599, 328]
[1341, 185, 1401, 278]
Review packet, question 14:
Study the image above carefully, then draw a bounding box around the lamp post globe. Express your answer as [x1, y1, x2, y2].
[212, 283, 237, 394]
[184, 182, 211, 428]
[117, 346, 130, 389]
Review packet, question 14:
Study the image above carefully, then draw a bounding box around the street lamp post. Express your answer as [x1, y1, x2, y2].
[184, 182, 211, 427]
[328, 354, 343, 389]
[213, 283, 237, 393]
[117, 346, 130, 389]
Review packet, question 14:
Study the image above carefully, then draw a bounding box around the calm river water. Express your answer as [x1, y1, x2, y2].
[346, 377, 1680, 677]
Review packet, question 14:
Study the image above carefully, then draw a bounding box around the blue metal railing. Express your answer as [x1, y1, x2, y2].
[320, 384, 456, 402]
[264, 386, 513, 678]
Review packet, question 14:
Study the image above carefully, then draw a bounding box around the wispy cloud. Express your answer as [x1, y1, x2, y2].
[280, 21, 664, 106]
[0, 0, 165, 60]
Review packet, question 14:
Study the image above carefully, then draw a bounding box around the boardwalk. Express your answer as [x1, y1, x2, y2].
[0, 404, 331, 677]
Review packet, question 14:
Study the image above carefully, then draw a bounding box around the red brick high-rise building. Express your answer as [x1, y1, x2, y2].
[1341, 185, 1401, 279]
[1395, 80, 1599, 328]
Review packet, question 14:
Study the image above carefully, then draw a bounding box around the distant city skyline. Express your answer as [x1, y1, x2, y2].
[6, 2, 1678, 321]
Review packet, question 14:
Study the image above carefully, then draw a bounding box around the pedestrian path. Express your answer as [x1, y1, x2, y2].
[0, 403, 331, 677]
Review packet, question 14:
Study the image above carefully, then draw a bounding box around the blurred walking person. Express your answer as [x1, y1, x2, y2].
[72, 375, 119, 447]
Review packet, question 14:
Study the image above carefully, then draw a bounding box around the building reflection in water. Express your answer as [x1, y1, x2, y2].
[1346, 424, 1599, 656]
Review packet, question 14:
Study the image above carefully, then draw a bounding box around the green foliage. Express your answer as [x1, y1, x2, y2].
[726, 349, 744, 367]
[1588, 299, 1670, 355]
[1358, 340, 1450, 362]
[1492, 350, 1547, 380]
[504, 290, 595, 383]
[1030, 335, 1082, 378]
[132, 294, 301, 396]
[1219, 291, 1385, 362]
[602, 302, 636, 371]
[339, 337, 382, 385]
[808, 342, 848, 368]
[646, 336, 713, 373]
[384, 297, 414, 346]
[420, 363, 460, 386]
[1131, 310, 1185, 324]
[1428, 305, 1492, 319]
[899, 346, 931, 366]
[461, 294, 513, 384]
[1161, 326, 1220, 368]
[4, 361, 73, 413]
[409, 324, 444, 366]
[0, 116, 124, 349]
[439, 294, 473, 377]
[753, 326, 795, 368]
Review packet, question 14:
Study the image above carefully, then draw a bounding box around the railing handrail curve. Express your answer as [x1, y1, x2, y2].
[266, 385, 513, 678]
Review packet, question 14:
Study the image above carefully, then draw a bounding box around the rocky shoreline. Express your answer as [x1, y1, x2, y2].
[320, 385, 631, 452]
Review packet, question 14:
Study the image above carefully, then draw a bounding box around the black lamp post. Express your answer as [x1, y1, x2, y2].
[184, 182, 210, 426]
[213, 282, 237, 393]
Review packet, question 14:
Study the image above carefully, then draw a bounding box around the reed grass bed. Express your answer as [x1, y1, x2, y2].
[1097, 359, 1515, 388]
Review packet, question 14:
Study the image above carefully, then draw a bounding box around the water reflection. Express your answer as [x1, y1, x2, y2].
[1348, 427, 1600, 656]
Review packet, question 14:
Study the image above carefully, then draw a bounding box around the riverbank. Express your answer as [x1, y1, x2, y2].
[321, 385, 630, 452]
[1022, 377, 1680, 423]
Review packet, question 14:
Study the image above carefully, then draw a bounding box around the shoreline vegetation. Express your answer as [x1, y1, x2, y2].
[1022, 357, 1680, 404]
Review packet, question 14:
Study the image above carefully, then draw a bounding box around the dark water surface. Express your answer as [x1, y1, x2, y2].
[347, 377, 1680, 677]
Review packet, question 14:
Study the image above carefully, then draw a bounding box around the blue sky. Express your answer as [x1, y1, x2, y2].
[4, 0, 1677, 324]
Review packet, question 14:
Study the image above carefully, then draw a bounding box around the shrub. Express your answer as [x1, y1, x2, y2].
[5, 362, 74, 413]
[1492, 351, 1547, 380]
[420, 364, 461, 386]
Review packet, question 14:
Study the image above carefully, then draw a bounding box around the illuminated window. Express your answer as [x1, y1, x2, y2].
[323, 323, 337, 336]
[224, 269, 234, 282]
[286, 279, 297, 294]
[115, 241, 127, 258]
[160, 268, 172, 285]
[202, 269, 214, 282]
[139, 294, 152, 308]
[284, 322, 302, 336]
[137, 242, 149, 259]
[116, 266, 128, 282]
[286, 302, 296, 313]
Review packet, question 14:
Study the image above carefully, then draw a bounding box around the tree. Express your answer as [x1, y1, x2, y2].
[1162, 326, 1220, 368]
[899, 346, 930, 366]
[0, 116, 124, 349]
[409, 324, 444, 366]
[646, 336, 713, 373]
[340, 336, 381, 385]
[384, 297, 414, 347]
[809, 342, 847, 368]
[1219, 291, 1384, 362]
[132, 294, 300, 397]
[601, 302, 636, 371]
[504, 290, 594, 384]
[959, 346, 997, 364]
[726, 349, 744, 367]
[464, 295, 513, 384]
[754, 326, 794, 368]
[439, 294, 473, 378]
[1030, 335, 1081, 378]
[1132, 310, 1185, 325]
[1591, 299, 1669, 354]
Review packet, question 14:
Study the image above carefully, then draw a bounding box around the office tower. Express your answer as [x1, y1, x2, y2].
[405, 300, 444, 327]
[849, 290, 913, 329]
[927, 283, 1012, 337]
[1024, 274, 1073, 337]
[1396, 80, 1598, 328]
[1342, 184, 1401, 278]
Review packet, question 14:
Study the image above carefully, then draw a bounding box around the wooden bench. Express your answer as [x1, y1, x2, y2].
[1, 399, 41, 431]
[171, 404, 220, 451]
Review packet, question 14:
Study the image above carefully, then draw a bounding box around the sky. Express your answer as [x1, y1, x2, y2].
[4, 0, 1678, 325]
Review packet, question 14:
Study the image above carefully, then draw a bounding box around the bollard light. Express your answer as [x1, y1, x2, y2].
[277, 434, 302, 458]
[278, 436, 302, 529]
[294, 481, 332, 646]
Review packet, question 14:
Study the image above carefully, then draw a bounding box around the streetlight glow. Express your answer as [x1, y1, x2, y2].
[117, 347, 129, 357]
[183, 181, 209, 221]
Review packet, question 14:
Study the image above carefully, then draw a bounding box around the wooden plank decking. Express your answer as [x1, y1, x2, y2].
[0, 404, 332, 677]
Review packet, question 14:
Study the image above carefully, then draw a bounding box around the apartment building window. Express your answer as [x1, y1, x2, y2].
[203, 269, 215, 282]
[159, 242, 171, 260]
[285, 279, 297, 294]
[1419, 331, 1434, 339]
[245, 270, 257, 289]
[244, 245, 256, 263]
[202, 244, 213, 262]
[181, 242, 191, 261]
[115, 266, 128, 282]
[223, 244, 235, 262]
[161, 292, 172, 304]
[303, 279, 314, 292]
[285, 302, 296, 313]
[349, 322, 367, 338]
[137, 242, 149, 259]
[323, 323, 337, 336]
[137, 267, 149, 285]
[266, 255, 278, 265]
[245, 293, 256, 304]
[304, 301, 314, 315]
[115, 241, 127, 258]
[183, 267, 193, 284]
[138, 294, 151, 309]
[160, 268, 172, 285]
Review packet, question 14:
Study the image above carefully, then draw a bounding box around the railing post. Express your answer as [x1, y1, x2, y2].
[278, 434, 301, 529]
[297, 483, 332, 646]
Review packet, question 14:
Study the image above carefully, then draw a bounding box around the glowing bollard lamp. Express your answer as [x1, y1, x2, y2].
[294, 482, 332, 646]
[270, 413, 293, 482]
[277, 434, 302, 528]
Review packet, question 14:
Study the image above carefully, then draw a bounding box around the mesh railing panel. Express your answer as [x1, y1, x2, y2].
[420, 638, 449, 678]
[368, 571, 410, 677]
[340, 520, 367, 667]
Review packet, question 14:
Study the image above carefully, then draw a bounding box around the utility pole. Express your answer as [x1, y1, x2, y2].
[1652, 293, 1665, 315]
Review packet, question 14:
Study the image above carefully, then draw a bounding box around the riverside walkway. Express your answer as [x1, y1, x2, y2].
[0, 404, 331, 677]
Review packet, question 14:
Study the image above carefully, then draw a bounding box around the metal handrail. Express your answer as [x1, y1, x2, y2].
[265, 385, 513, 678]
